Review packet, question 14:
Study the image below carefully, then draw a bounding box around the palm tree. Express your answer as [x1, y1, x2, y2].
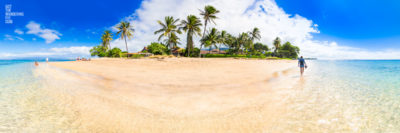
[218, 30, 227, 53]
[115, 21, 134, 54]
[101, 30, 113, 50]
[225, 34, 235, 52]
[249, 27, 261, 42]
[164, 32, 180, 51]
[201, 28, 220, 54]
[273, 37, 281, 56]
[248, 27, 261, 50]
[154, 16, 181, 54]
[181, 15, 202, 57]
[199, 5, 219, 57]
[238, 33, 250, 54]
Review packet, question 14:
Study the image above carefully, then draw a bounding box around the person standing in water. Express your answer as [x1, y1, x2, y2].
[298, 56, 307, 76]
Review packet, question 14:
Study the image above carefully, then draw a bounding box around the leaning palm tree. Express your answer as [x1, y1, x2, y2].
[201, 28, 220, 54]
[154, 16, 181, 54]
[115, 21, 134, 54]
[273, 37, 281, 56]
[181, 15, 202, 57]
[218, 30, 227, 53]
[199, 5, 219, 57]
[101, 30, 113, 50]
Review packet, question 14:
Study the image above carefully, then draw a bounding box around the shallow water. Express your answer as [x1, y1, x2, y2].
[0, 60, 399, 132]
[277, 60, 400, 132]
[0, 61, 79, 132]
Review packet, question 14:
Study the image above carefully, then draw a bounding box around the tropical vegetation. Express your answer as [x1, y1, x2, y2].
[199, 5, 220, 57]
[147, 42, 167, 55]
[154, 16, 182, 54]
[180, 15, 202, 57]
[116, 21, 134, 54]
[90, 5, 301, 59]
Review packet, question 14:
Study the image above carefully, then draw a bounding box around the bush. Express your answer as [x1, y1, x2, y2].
[121, 52, 128, 58]
[106, 47, 122, 57]
[264, 52, 273, 57]
[254, 42, 269, 52]
[90, 46, 107, 57]
[190, 48, 200, 57]
[130, 54, 145, 59]
[205, 54, 247, 58]
[278, 42, 299, 58]
[147, 42, 167, 55]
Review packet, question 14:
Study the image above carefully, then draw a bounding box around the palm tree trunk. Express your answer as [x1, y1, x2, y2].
[199, 44, 203, 58]
[124, 36, 129, 58]
[199, 21, 208, 58]
[187, 32, 191, 57]
[187, 44, 191, 57]
[171, 44, 173, 55]
[218, 44, 221, 54]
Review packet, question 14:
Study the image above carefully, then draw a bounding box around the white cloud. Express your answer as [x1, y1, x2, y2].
[4, 34, 14, 41]
[15, 36, 24, 41]
[0, 46, 91, 59]
[26, 21, 62, 44]
[108, 0, 400, 59]
[14, 29, 24, 35]
[4, 34, 24, 41]
[49, 46, 92, 55]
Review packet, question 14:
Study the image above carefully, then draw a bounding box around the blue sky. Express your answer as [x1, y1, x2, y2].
[1, 0, 400, 59]
[276, 0, 400, 49]
[0, 0, 141, 55]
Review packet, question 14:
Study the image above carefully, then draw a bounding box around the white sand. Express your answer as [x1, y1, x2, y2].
[36, 58, 300, 132]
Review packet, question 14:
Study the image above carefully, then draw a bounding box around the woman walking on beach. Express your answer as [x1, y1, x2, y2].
[298, 56, 307, 76]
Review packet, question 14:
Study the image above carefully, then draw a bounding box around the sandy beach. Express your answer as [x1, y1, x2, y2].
[35, 58, 300, 132]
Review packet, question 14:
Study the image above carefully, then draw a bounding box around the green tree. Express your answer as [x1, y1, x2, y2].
[254, 42, 269, 52]
[147, 42, 167, 55]
[164, 32, 180, 52]
[101, 30, 113, 50]
[90, 45, 107, 57]
[180, 15, 202, 57]
[106, 47, 122, 57]
[238, 32, 250, 54]
[225, 34, 237, 53]
[199, 5, 219, 57]
[279, 42, 300, 58]
[248, 27, 261, 50]
[115, 21, 134, 54]
[201, 28, 220, 53]
[218, 30, 228, 53]
[154, 16, 181, 54]
[273, 37, 281, 56]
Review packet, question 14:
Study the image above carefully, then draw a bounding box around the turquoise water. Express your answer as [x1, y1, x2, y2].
[0, 60, 399, 132]
[0, 60, 76, 132]
[279, 60, 400, 132]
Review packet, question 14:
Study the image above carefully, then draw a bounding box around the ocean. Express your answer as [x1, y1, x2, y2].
[0, 60, 399, 132]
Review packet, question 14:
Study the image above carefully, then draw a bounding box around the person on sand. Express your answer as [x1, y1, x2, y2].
[34, 61, 39, 66]
[298, 56, 307, 76]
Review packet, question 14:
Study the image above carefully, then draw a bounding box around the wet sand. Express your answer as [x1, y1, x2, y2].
[36, 58, 299, 132]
